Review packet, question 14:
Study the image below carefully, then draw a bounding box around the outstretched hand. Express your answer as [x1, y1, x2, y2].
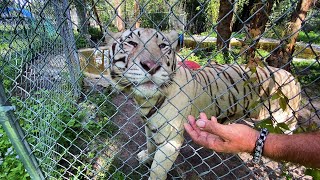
[184, 113, 259, 153]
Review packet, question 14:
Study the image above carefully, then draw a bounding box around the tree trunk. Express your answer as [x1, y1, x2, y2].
[216, 0, 234, 53]
[74, 0, 89, 34]
[91, 0, 103, 32]
[242, 0, 275, 61]
[134, 1, 141, 28]
[74, 0, 92, 46]
[115, 0, 124, 31]
[266, 0, 314, 71]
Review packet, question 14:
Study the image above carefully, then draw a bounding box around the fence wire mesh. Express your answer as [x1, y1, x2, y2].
[0, 0, 319, 179]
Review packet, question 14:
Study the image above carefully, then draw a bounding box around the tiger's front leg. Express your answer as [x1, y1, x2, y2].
[137, 126, 156, 164]
[149, 134, 184, 180]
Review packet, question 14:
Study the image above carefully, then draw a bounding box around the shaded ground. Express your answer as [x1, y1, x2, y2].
[298, 83, 320, 127]
[110, 92, 255, 180]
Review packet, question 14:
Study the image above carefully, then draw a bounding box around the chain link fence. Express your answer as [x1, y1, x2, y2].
[0, 0, 319, 179]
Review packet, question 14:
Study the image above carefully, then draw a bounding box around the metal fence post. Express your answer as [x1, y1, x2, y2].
[0, 83, 44, 180]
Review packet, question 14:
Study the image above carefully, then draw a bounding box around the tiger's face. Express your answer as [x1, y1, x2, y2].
[108, 28, 178, 97]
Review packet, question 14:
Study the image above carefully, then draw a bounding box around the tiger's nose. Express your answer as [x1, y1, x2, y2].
[140, 60, 161, 75]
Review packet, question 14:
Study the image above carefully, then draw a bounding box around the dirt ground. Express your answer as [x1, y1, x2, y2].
[84, 75, 319, 179]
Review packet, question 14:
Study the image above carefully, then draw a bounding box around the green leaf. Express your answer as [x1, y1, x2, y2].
[257, 60, 265, 67]
[271, 91, 281, 100]
[88, 152, 95, 158]
[277, 122, 290, 131]
[250, 67, 257, 73]
[279, 96, 288, 111]
[256, 118, 273, 129]
[274, 126, 284, 134]
[67, 119, 76, 127]
[305, 168, 320, 179]
[256, 119, 290, 134]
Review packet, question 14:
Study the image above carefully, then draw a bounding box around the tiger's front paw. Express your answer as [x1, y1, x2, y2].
[137, 150, 152, 164]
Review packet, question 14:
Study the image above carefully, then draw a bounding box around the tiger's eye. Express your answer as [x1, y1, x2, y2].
[128, 41, 138, 47]
[159, 43, 167, 49]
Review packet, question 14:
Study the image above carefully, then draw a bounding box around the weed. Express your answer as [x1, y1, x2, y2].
[0, 126, 30, 179]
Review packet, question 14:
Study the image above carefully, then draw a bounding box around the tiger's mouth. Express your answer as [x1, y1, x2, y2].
[132, 81, 160, 97]
[132, 80, 162, 97]
[132, 80, 160, 91]
[137, 81, 158, 88]
[140, 81, 158, 89]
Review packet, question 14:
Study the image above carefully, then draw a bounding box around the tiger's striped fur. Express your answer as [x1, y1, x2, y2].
[107, 28, 301, 180]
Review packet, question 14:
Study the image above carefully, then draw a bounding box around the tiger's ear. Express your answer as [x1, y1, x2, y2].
[166, 30, 179, 50]
[104, 29, 123, 47]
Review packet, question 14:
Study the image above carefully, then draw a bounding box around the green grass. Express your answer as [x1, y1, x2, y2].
[297, 31, 320, 44]
[293, 60, 320, 85]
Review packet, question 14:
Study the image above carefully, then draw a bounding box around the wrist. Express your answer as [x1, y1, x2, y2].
[246, 129, 260, 153]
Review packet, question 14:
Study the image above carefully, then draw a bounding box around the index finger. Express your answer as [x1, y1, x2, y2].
[199, 112, 208, 121]
[187, 115, 201, 134]
[198, 117, 231, 140]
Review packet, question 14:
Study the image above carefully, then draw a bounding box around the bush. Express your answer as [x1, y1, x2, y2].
[141, 13, 170, 30]
[0, 126, 30, 179]
[297, 31, 320, 44]
[74, 32, 90, 49]
[88, 27, 103, 42]
[5, 86, 118, 178]
[293, 60, 320, 85]
[178, 48, 203, 64]
[74, 27, 104, 49]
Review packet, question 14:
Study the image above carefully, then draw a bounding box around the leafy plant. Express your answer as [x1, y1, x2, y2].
[211, 51, 235, 64]
[255, 118, 290, 134]
[7, 86, 119, 178]
[74, 32, 90, 49]
[305, 168, 320, 179]
[0, 126, 30, 179]
[297, 31, 320, 45]
[88, 27, 103, 42]
[141, 12, 170, 30]
[293, 60, 320, 85]
[55, 87, 118, 178]
[178, 48, 203, 64]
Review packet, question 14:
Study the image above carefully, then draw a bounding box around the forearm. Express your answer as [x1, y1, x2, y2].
[262, 131, 320, 168]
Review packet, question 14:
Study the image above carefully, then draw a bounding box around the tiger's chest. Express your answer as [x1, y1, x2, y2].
[134, 89, 193, 137]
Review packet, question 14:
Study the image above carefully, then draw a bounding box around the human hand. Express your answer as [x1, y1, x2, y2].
[184, 113, 259, 153]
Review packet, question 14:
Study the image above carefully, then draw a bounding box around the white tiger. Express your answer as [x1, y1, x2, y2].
[107, 28, 301, 179]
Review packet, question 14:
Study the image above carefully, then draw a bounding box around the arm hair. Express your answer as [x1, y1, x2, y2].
[263, 131, 320, 168]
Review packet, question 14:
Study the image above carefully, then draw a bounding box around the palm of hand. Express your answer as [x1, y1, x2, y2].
[185, 113, 259, 153]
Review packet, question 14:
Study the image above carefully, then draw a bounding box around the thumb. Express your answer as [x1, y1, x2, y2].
[196, 117, 229, 139]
